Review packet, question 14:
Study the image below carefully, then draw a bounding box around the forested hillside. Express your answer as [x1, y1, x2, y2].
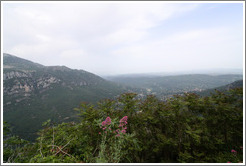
[197, 80, 243, 96]
[3, 53, 127, 141]
[107, 74, 243, 100]
[3, 87, 243, 163]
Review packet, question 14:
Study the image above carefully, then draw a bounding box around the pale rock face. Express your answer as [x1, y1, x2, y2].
[3, 71, 31, 80]
[3, 61, 94, 108]
[79, 81, 87, 86]
[4, 72, 91, 95]
[37, 76, 60, 89]
[24, 84, 31, 92]
[5, 82, 34, 95]
[3, 70, 61, 97]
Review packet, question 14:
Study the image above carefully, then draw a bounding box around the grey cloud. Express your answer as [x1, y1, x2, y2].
[2, 2, 243, 76]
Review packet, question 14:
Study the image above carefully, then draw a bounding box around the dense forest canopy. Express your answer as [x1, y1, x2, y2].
[3, 87, 243, 163]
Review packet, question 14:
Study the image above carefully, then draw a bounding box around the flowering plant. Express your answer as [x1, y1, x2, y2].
[96, 116, 129, 163]
[226, 147, 243, 163]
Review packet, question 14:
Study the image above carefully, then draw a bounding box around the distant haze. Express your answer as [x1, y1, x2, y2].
[2, 2, 244, 76]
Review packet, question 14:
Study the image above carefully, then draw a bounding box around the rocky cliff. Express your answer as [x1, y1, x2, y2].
[3, 53, 125, 141]
[3, 53, 106, 106]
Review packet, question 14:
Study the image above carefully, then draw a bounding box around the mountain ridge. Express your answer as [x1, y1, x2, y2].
[106, 73, 243, 100]
[196, 79, 243, 96]
[3, 53, 126, 141]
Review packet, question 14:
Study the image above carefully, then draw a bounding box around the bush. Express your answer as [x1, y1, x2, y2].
[3, 88, 243, 163]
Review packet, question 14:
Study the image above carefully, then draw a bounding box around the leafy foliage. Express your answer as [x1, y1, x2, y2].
[3, 87, 243, 163]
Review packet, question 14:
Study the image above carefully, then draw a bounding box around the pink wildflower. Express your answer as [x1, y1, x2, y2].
[116, 116, 128, 135]
[119, 116, 128, 123]
[231, 149, 237, 153]
[121, 129, 126, 134]
[101, 117, 111, 128]
[102, 121, 106, 126]
[227, 161, 231, 163]
[105, 117, 111, 125]
[99, 132, 101, 135]
[119, 116, 128, 128]
[115, 134, 120, 137]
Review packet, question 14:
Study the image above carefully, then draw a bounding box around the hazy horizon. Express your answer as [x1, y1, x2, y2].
[102, 68, 244, 77]
[3, 52, 243, 77]
[2, 2, 244, 76]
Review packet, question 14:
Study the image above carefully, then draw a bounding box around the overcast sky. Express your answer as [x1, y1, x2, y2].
[2, 2, 244, 76]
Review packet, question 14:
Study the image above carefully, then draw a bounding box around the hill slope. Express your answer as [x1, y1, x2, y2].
[3, 53, 126, 141]
[196, 79, 243, 96]
[107, 74, 243, 100]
